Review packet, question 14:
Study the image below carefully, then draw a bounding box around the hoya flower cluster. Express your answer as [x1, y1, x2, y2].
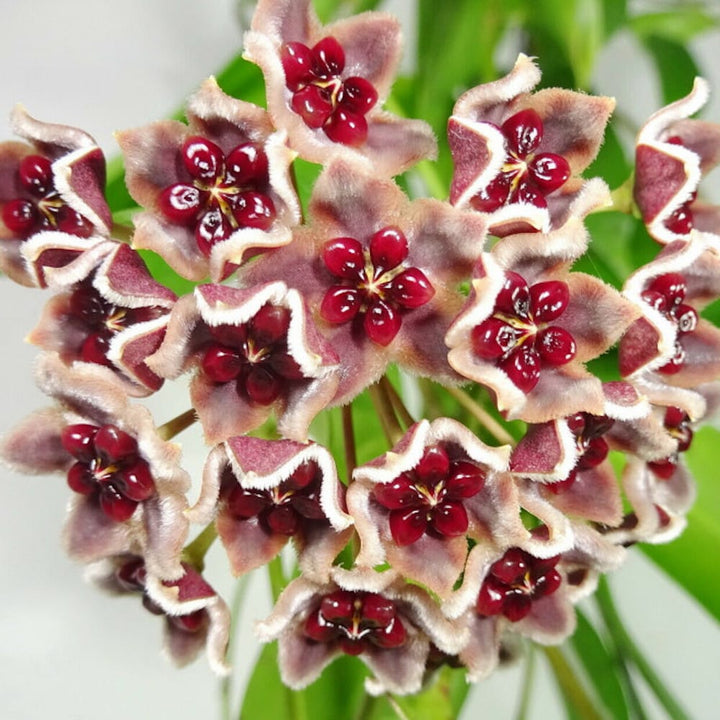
[2, 0, 719, 697]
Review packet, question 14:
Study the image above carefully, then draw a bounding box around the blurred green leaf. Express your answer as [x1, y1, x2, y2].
[642, 35, 703, 105]
[571, 609, 630, 720]
[602, 0, 629, 39]
[630, 9, 719, 44]
[584, 122, 631, 190]
[392, 668, 470, 720]
[642, 426, 720, 624]
[544, 646, 605, 720]
[240, 643, 292, 720]
[137, 249, 197, 296]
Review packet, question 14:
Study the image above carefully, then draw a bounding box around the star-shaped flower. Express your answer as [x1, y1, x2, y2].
[0, 354, 190, 580]
[27, 243, 176, 396]
[448, 54, 614, 236]
[88, 555, 231, 675]
[240, 157, 487, 405]
[194, 436, 352, 580]
[0, 106, 112, 287]
[634, 78, 720, 243]
[117, 77, 300, 282]
[146, 281, 339, 443]
[243, 0, 437, 175]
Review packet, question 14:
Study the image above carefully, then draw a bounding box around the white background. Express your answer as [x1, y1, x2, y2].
[0, 2, 718, 719]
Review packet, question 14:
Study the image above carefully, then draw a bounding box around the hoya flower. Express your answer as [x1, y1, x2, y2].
[0, 106, 112, 287]
[194, 436, 352, 579]
[243, 0, 436, 175]
[88, 555, 231, 675]
[634, 78, 720, 243]
[26, 243, 176, 396]
[446, 242, 637, 423]
[256, 567, 466, 695]
[448, 54, 614, 236]
[146, 281, 339, 443]
[240, 157, 487, 405]
[117, 77, 300, 282]
[619, 234, 720, 386]
[0, 354, 190, 579]
[347, 418, 518, 599]
[446, 524, 625, 681]
[509, 382, 674, 525]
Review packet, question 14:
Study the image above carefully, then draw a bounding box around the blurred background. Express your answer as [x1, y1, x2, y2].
[0, 1, 718, 718]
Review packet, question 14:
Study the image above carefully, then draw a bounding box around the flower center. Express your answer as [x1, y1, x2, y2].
[1, 154, 93, 239]
[471, 271, 576, 393]
[640, 272, 698, 374]
[319, 225, 435, 346]
[280, 36, 379, 146]
[372, 444, 486, 545]
[304, 589, 406, 655]
[61, 423, 156, 522]
[469, 109, 570, 215]
[224, 461, 326, 536]
[476, 547, 562, 622]
[200, 303, 305, 405]
[158, 136, 275, 256]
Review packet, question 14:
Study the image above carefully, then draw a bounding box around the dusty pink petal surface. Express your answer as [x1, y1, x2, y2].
[3, 355, 190, 580]
[199, 437, 352, 580]
[256, 567, 465, 695]
[0, 107, 111, 286]
[240, 157, 486, 404]
[147, 281, 339, 443]
[244, 0, 436, 176]
[27, 243, 176, 396]
[634, 78, 720, 243]
[118, 77, 300, 282]
[449, 54, 614, 235]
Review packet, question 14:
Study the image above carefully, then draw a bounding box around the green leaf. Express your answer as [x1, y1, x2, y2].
[602, 0, 628, 39]
[136, 249, 197, 296]
[630, 9, 718, 44]
[544, 646, 606, 720]
[240, 643, 292, 720]
[641, 426, 720, 624]
[641, 35, 703, 105]
[392, 668, 468, 720]
[584, 121, 631, 190]
[570, 609, 630, 720]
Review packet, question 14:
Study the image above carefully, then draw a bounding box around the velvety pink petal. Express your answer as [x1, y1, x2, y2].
[0, 407, 69, 474]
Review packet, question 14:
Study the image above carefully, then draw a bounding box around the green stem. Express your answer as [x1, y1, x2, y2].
[354, 692, 381, 720]
[514, 644, 536, 720]
[595, 576, 691, 720]
[443, 385, 515, 446]
[157, 408, 197, 441]
[368, 382, 404, 445]
[267, 555, 286, 603]
[380, 375, 415, 429]
[182, 523, 217, 572]
[220, 574, 251, 720]
[544, 646, 604, 720]
[342, 403, 357, 477]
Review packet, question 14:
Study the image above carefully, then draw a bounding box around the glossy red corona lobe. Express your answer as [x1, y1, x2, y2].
[303, 589, 406, 655]
[476, 547, 562, 621]
[224, 460, 328, 536]
[2, 153, 93, 239]
[200, 303, 305, 405]
[319, 226, 434, 346]
[68, 280, 166, 367]
[372, 444, 486, 545]
[60, 423, 156, 522]
[640, 272, 698, 375]
[280, 36, 378, 146]
[469, 109, 571, 215]
[157, 136, 275, 256]
[471, 272, 576, 392]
